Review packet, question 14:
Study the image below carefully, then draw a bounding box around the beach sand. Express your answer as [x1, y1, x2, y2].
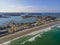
[0, 20, 60, 44]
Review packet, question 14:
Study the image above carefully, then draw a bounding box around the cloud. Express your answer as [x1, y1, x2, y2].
[0, 5, 60, 12]
[0, 5, 39, 12]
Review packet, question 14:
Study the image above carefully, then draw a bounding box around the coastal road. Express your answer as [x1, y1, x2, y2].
[0, 21, 60, 44]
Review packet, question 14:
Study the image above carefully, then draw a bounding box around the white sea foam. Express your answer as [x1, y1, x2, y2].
[21, 24, 60, 45]
[1, 23, 59, 45]
[28, 34, 41, 41]
[21, 27, 52, 44]
[57, 25, 60, 28]
[0, 41, 11, 45]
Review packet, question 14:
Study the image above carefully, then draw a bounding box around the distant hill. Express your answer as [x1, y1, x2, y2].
[0, 13, 60, 16]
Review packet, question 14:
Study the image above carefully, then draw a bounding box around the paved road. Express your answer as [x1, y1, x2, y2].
[0, 21, 60, 44]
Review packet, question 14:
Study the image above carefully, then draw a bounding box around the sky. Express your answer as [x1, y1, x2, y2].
[0, 0, 60, 12]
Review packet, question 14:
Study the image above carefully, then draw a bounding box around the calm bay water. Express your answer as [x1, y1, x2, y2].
[0, 13, 60, 26]
[0, 16, 37, 26]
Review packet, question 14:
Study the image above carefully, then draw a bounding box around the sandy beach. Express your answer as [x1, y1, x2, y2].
[0, 20, 60, 44]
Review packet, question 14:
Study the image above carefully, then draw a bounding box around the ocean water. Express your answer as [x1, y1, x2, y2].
[7, 24, 60, 45]
[22, 26, 60, 45]
[0, 16, 37, 26]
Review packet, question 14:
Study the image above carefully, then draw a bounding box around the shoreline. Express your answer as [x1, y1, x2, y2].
[0, 21, 60, 44]
[0, 27, 52, 45]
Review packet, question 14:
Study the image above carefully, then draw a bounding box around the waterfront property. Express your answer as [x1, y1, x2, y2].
[0, 15, 59, 36]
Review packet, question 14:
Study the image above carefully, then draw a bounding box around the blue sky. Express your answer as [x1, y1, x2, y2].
[0, 0, 60, 12]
